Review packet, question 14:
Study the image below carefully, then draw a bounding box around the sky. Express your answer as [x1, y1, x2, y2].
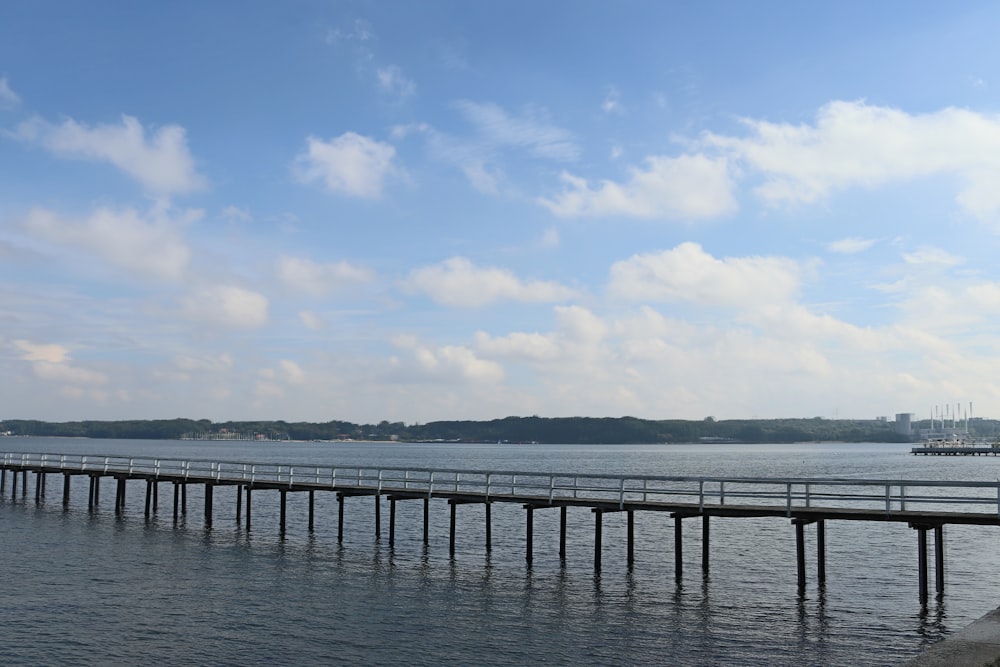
[2, 1, 1000, 424]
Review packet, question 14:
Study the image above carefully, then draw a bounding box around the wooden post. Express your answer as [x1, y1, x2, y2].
[181, 483, 187, 515]
[40, 472, 46, 497]
[525, 505, 534, 565]
[115, 477, 126, 514]
[674, 514, 683, 582]
[934, 525, 944, 596]
[389, 498, 396, 546]
[449, 501, 457, 557]
[0, 469, 5, 494]
[144, 479, 152, 518]
[917, 525, 929, 605]
[795, 519, 806, 593]
[21, 470, 27, 496]
[626, 510, 634, 568]
[423, 497, 430, 546]
[87, 476, 94, 509]
[308, 490, 315, 533]
[559, 506, 567, 561]
[236, 484, 242, 523]
[34, 472, 42, 503]
[204, 483, 213, 528]
[702, 515, 710, 574]
[153, 481, 158, 512]
[279, 489, 287, 536]
[485, 502, 492, 552]
[63, 473, 71, 508]
[11, 467, 17, 499]
[374, 494, 381, 539]
[173, 482, 179, 521]
[594, 508, 603, 571]
[817, 520, 826, 585]
[338, 493, 345, 543]
[245, 486, 252, 531]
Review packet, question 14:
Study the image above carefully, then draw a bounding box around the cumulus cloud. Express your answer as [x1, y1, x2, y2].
[276, 255, 375, 296]
[828, 237, 877, 254]
[11, 339, 108, 386]
[703, 100, 1000, 223]
[540, 154, 737, 220]
[609, 242, 803, 307]
[12, 339, 69, 363]
[11, 114, 205, 196]
[295, 132, 397, 198]
[404, 257, 578, 307]
[21, 206, 195, 282]
[0, 77, 21, 110]
[180, 285, 269, 329]
[390, 334, 504, 383]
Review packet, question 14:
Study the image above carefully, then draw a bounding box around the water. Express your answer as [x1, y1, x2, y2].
[2, 438, 1000, 666]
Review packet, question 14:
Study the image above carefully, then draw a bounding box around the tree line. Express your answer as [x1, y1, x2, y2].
[1, 415, 978, 444]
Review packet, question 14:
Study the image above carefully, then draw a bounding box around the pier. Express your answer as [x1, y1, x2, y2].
[5, 451, 1000, 605]
[912, 445, 1000, 456]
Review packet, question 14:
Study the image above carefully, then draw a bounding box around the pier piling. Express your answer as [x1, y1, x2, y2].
[594, 508, 603, 571]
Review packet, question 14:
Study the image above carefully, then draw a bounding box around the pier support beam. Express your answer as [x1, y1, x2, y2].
[485, 502, 492, 553]
[308, 490, 315, 533]
[423, 497, 430, 547]
[338, 493, 345, 543]
[245, 486, 252, 531]
[181, 483, 187, 515]
[673, 514, 684, 582]
[236, 484, 242, 523]
[144, 479, 153, 518]
[627, 510, 634, 569]
[374, 494, 381, 539]
[594, 508, 603, 571]
[795, 519, 807, 592]
[153, 481, 158, 513]
[817, 520, 826, 586]
[935, 525, 945, 596]
[35, 472, 42, 503]
[172, 482, 180, 521]
[11, 468, 17, 499]
[525, 505, 534, 565]
[449, 501, 457, 557]
[559, 506, 567, 561]
[279, 489, 287, 536]
[389, 498, 396, 546]
[702, 515, 710, 574]
[204, 483, 214, 528]
[63, 473, 71, 508]
[115, 477, 126, 514]
[21, 470, 27, 497]
[0, 469, 5, 494]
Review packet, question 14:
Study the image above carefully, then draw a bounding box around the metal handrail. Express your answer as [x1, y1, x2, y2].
[4, 451, 1000, 517]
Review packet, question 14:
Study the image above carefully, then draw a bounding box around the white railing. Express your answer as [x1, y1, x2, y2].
[3, 451, 1000, 518]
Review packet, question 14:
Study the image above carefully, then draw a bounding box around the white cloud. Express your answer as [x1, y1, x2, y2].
[602, 86, 624, 115]
[540, 154, 737, 220]
[609, 242, 803, 307]
[0, 77, 20, 110]
[404, 257, 578, 307]
[12, 339, 69, 363]
[276, 255, 375, 296]
[454, 100, 579, 162]
[280, 359, 306, 384]
[376, 65, 415, 98]
[299, 310, 325, 330]
[703, 100, 1000, 223]
[295, 132, 397, 198]
[21, 206, 195, 282]
[180, 285, 269, 329]
[11, 114, 205, 196]
[902, 246, 964, 267]
[390, 334, 504, 383]
[828, 237, 877, 254]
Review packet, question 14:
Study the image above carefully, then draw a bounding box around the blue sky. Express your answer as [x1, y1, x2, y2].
[2, 1, 1000, 423]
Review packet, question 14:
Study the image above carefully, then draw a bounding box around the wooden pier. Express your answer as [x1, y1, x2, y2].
[4, 451, 1000, 605]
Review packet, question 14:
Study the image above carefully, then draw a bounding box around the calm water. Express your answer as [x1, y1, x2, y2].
[2, 438, 1000, 666]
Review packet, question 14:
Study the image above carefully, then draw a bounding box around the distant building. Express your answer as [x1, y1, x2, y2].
[894, 413, 914, 437]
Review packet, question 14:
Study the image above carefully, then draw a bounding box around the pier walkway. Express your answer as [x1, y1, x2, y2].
[5, 451, 1000, 604]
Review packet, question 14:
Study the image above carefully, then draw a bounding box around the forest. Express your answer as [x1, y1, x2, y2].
[3, 415, 989, 444]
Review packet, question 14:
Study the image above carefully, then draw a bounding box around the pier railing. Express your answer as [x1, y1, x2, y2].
[4, 451, 1000, 517]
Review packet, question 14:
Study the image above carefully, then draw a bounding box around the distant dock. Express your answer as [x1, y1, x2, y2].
[911, 445, 1000, 456]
